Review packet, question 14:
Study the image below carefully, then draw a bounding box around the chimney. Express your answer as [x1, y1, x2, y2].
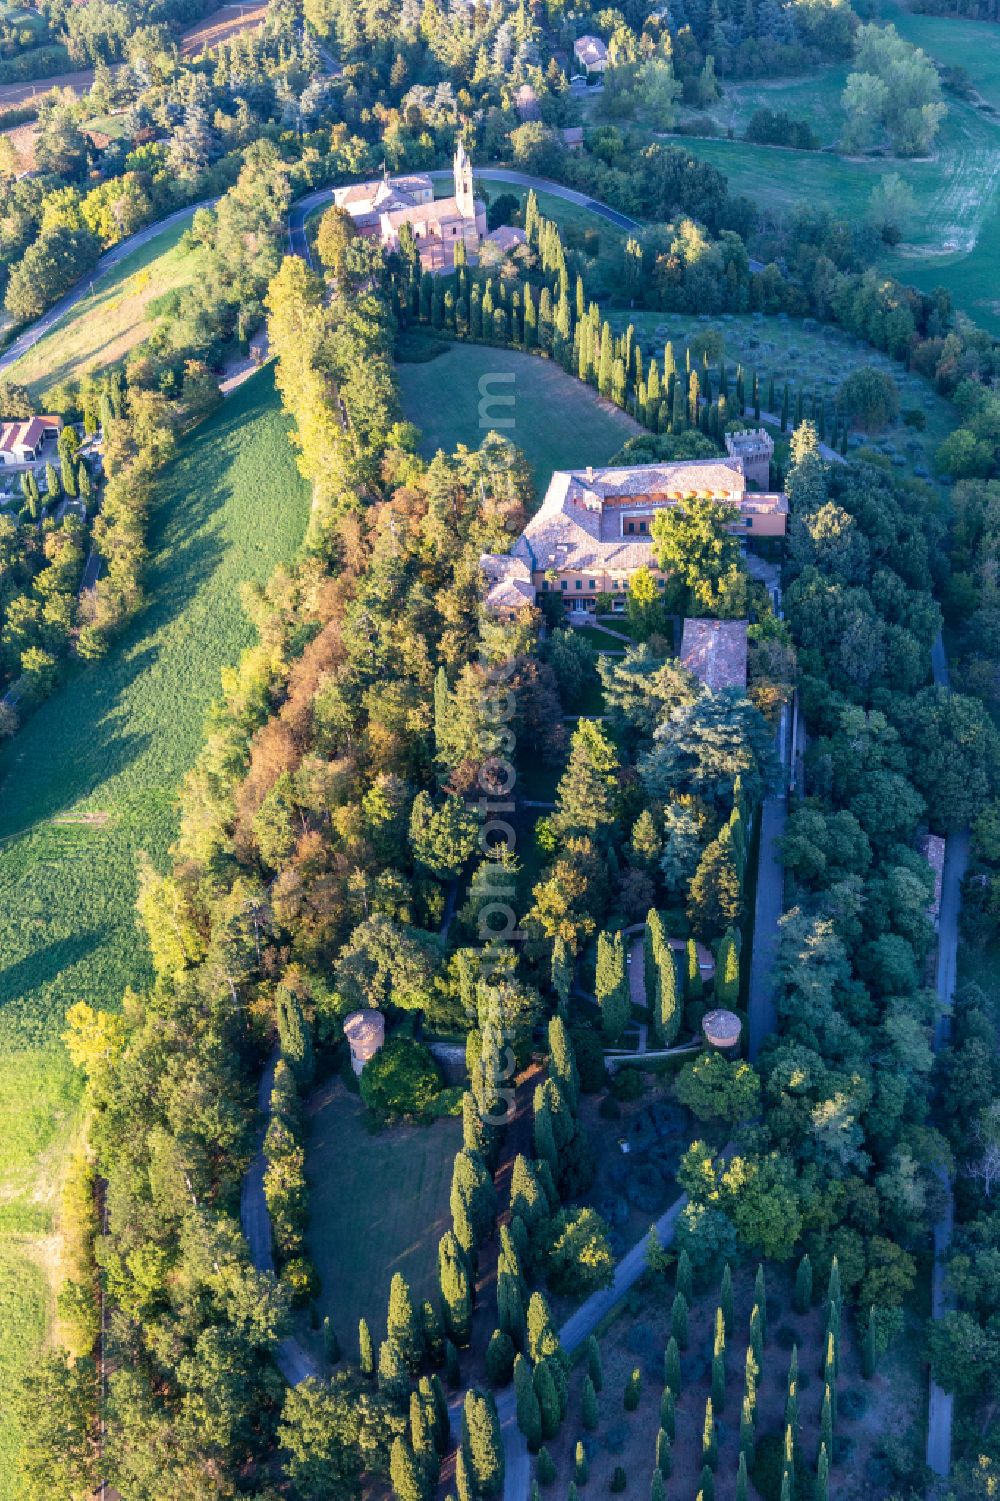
[585, 465, 594, 483]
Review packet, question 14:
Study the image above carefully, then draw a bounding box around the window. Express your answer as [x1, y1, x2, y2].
[626, 521, 635, 534]
[575, 579, 582, 590]
[657, 578, 665, 589]
[542, 579, 549, 591]
[639, 520, 648, 533]
[560, 580, 568, 591]
[589, 579, 597, 589]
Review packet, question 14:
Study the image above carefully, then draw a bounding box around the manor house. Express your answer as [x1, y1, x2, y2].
[480, 454, 787, 616]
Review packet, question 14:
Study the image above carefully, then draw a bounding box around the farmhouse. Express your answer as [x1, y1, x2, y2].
[332, 141, 486, 273]
[0, 414, 63, 467]
[680, 617, 749, 692]
[481, 458, 787, 612]
[574, 34, 609, 74]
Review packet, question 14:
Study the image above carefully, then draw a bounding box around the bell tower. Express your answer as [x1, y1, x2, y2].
[454, 137, 475, 219]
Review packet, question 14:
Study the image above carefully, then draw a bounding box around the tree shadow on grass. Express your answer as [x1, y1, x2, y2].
[0, 930, 103, 1011]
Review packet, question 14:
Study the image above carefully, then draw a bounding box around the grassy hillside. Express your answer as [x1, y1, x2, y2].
[397, 343, 641, 493]
[0, 368, 310, 1498]
[7, 214, 206, 400]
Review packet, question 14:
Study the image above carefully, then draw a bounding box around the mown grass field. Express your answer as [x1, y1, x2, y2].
[674, 13, 1000, 334]
[397, 343, 640, 494]
[0, 368, 310, 1496]
[305, 1087, 461, 1346]
[0, 1244, 47, 1496]
[8, 214, 206, 399]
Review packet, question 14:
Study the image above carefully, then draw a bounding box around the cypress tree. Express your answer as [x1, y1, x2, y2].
[671, 1291, 688, 1349]
[664, 1336, 681, 1394]
[737, 1451, 749, 1501]
[359, 1317, 374, 1378]
[523, 282, 537, 348]
[780, 383, 789, 431]
[582, 1374, 599, 1430]
[548, 1014, 579, 1111]
[387, 1272, 423, 1373]
[827, 1257, 842, 1312]
[651, 1468, 667, 1500]
[514, 1354, 543, 1450]
[322, 1317, 340, 1364]
[536, 1446, 556, 1484]
[624, 1366, 642, 1410]
[598, 322, 614, 396]
[532, 1088, 559, 1181]
[510, 1155, 547, 1230]
[551, 934, 573, 1012]
[715, 932, 740, 1007]
[749, 1304, 763, 1369]
[739, 1393, 755, 1467]
[686, 938, 702, 1000]
[438, 1231, 472, 1345]
[700, 1463, 715, 1501]
[390, 1435, 428, 1501]
[445, 1337, 461, 1388]
[660, 1385, 675, 1439]
[586, 1334, 603, 1392]
[534, 1359, 561, 1439]
[462, 1387, 504, 1497]
[820, 1382, 834, 1457]
[656, 1426, 672, 1477]
[816, 1444, 829, 1501]
[712, 1353, 726, 1412]
[753, 1265, 767, 1343]
[574, 1441, 588, 1484]
[676, 1248, 693, 1303]
[527, 1291, 563, 1367]
[793, 1254, 812, 1314]
[702, 1397, 718, 1468]
[721, 1263, 734, 1334]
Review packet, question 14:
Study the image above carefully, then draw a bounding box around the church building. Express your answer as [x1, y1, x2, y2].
[331, 140, 487, 273]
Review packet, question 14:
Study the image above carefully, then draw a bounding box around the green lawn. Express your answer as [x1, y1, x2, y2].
[396, 343, 640, 495]
[304, 1087, 461, 1346]
[0, 368, 310, 1496]
[0, 1245, 47, 1498]
[675, 54, 1000, 334]
[7, 213, 206, 399]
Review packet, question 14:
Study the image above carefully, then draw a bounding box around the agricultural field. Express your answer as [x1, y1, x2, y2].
[612, 310, 957, 483]
[179, 1, 268, 58]
[673, 34, 1000, 334]
[304, 1085, 461, 1346]
[5, 213, 206, 400]
[0, 369, 310, 1487]
[541, 1258, 926, 1497]
[396, 343, 640, 495]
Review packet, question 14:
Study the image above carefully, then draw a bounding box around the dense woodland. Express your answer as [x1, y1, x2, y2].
[3, 0, 1000, 1494]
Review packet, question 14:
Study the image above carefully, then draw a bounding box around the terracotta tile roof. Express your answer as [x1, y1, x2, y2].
[680, 618, 748, 692]
[574, 33, 609, 64]
[485, 225, 527, 251]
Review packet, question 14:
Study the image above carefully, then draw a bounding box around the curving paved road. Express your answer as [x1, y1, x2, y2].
[925, 630, 968, 1481]
[0, 200, 216, 375]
